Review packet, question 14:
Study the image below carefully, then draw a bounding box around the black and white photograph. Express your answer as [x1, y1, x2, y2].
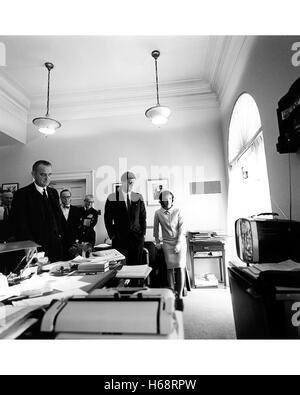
[146, 179, 169, 205]
[1, 183, 19, 193]
[1, 0, 300, 378]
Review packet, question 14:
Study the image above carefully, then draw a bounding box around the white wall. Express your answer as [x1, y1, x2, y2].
[0, 106, 227, 244]
[220, 36, 300, 222]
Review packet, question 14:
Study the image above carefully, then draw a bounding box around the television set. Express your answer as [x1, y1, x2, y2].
[235, 217, 300, 264]
[276, 76, 300, 153]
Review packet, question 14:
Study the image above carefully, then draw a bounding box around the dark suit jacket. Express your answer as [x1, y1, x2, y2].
[9, 183, 63, 261]
[104, 191, 146, 242]
[0, 206, 12, 242]
[60, 205, 81, 251]
[78, 207, 98, 246]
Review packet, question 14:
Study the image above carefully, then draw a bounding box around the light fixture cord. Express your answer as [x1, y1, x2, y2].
[46, 66, 51, 116]
[154, 57, 160, 105]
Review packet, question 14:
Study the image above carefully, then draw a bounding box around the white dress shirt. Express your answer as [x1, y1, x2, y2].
[61, 204, 70, 220]
[121, 190, 132, 209]
[34, 183, 48, 197]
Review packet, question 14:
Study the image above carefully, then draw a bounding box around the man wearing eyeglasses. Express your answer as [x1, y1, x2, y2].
[78, 194, 99, 246]
[60, 189, 81, 260]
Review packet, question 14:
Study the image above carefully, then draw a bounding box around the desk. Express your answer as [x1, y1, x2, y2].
[187, 232, 226, 288]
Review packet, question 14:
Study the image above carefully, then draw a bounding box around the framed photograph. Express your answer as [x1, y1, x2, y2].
[113, 183, 122, 194]
[2, 183, 19, 193]
[146, 179, 169, 206]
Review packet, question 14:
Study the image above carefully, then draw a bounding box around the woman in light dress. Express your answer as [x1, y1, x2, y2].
[153, 189, 186, 301]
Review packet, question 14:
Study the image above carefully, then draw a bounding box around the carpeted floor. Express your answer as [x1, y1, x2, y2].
[183, 287, 236, 339]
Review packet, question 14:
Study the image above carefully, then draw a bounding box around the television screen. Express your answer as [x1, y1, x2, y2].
[235, 218, 300, 264]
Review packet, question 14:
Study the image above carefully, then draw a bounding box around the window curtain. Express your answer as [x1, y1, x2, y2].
[227, 94, 272, 263]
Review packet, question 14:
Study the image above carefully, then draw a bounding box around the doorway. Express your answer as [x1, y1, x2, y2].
[49, 170, 94, 207]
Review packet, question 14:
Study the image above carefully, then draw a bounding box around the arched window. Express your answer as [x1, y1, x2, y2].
[227, 93, 271, 261]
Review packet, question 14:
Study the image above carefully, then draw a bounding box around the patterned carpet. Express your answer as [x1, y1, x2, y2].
[183, 287, 236, 339]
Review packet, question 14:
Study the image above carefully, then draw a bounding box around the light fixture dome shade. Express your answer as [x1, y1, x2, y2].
[32, 116, 61, 135]
[145, 105, 171, 125]
[32, 62, 61, 135]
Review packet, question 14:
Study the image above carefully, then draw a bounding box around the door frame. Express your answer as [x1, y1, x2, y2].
[50, 170, 94, 195]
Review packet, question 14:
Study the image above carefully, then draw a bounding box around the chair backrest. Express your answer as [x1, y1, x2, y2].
[142, 247, 149, 266]
[144, 241, 156, 267]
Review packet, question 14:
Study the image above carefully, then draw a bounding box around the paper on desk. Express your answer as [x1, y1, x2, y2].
[1, 273, 87, 303]
[0, 289, 21, 301]
[12, 288, 88, 307]
[94, 243, 111, 248]
[92, 249, 125, 261]
[71, 255, 92, 263]
[42, 261, 71, 272]
[116, 264, 152, 278]
[51, 277, 88, 292]
[0, 305, 42, 338]
[252, 260, 300, 272]
[0, 283, 22, 300]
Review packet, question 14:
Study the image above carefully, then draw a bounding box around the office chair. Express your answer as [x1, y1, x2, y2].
[143, 241, 191, 293]
[142, 247, 150, 286]
[142, 247, 149, 266]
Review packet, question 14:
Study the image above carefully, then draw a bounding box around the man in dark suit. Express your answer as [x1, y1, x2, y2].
[104, 171, 147, 265]
[0, 190, 13, 242]
[60, 189, 81, 260]
[78, 194, 98, 246]
[9, 160, 63, 262]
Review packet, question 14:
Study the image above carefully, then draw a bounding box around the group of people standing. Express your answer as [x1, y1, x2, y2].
[104, 170, 186, 300]
[0, 160, 187, 300]
[0, 160, 98, 262]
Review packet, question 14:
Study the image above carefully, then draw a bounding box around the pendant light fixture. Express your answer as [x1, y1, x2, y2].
[145, 50, 171, 125]
[32, 62, 61, 135]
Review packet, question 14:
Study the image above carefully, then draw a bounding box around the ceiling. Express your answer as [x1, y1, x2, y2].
[0, 35, 250, 99]
[0, 35, 250, 144]
[0, 36, 213, 96]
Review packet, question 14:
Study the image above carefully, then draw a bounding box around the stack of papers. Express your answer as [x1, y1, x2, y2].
[92, 249, 125, 262]
[116, 265, 152, 279]
[94, 243, 111, 249]
[195, 274, 219, 288]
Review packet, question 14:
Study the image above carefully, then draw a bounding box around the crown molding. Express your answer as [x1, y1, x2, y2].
[0, 73, 30, 123]
[205, 36, 254, 103]
[29, 79, 219, 121]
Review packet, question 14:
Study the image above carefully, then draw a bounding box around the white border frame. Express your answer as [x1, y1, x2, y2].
[146, 179, 169, 206]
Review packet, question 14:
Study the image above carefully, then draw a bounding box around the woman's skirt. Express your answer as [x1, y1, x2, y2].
[162, 239, 186, 269]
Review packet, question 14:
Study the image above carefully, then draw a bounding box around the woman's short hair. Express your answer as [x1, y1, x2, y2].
[159, 189, 174, 206]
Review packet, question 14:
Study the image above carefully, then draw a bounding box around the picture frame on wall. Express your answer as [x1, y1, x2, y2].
[146, 179, 169, 206]
[2, 183, 19, 193]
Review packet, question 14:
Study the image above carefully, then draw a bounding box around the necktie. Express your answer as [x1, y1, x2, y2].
[3, 206, 9, 221]
[127, 193, 131, 212]
[43, 188, 47, 199]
